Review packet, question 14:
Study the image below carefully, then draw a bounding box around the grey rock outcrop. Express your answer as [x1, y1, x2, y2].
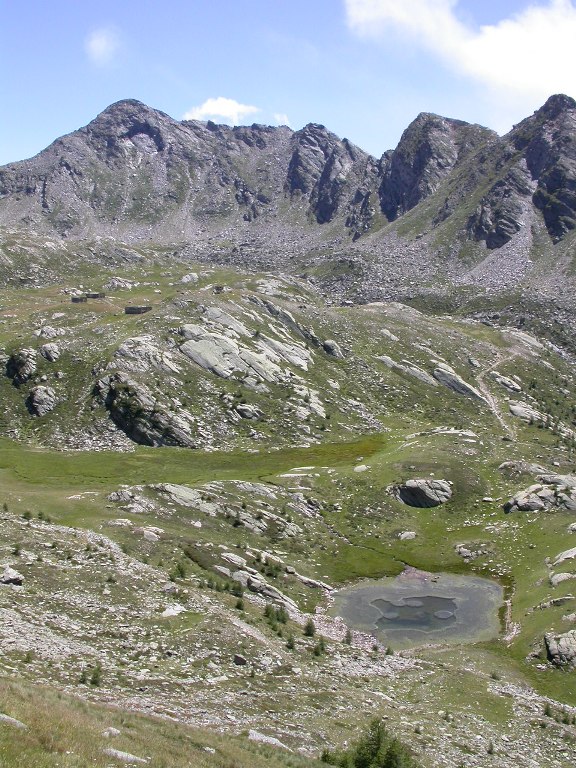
[392, 478, 452, 508]
[27, 385, 57, 416]
[95, 372, 196, 448]
[554, 546, 576, 566]
[508, 401, 543, 423]
[550, 572, 576, 587]
[544, 629, 576, 668]
[433, 363, 486, 400]
[248, 730, 291, 750]
[6, 348, 37, 385]
[179, 326, 286, 389]
[378, 355, 438, 387]
[498, 460, 548, 477]
[247, 297, 322, 348]
[36, 325, 64, 339]
[322, 339, 344, 358]
[232, 569, 298, 610]
[503, 477, 576, 513]
[466, 167, 528, 249]
[234, 403, 262, 420]
[491, 372, 522, 393]
[102, 748, 148, 765]
[40, 343, 60, 362]
[1, 566, 24, 586]
[114, 336, 180, 374]
[0, 713, 27, 729]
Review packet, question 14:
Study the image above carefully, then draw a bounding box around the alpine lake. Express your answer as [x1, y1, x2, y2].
[332, 569, 504, 650]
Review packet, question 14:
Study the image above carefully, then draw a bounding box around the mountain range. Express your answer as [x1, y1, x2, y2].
[3, 93, 576, 347]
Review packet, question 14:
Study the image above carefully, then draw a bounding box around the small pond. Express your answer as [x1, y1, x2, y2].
[331, 569, 503, 649]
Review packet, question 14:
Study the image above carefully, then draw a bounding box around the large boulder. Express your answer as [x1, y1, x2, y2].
[40, 343, 60, 362]
[322, 339, 344, 358]
[491, 371, 522, 393]
[508, 401, 543, 423]
[232, 569, 298, 610]
[1, 566, 24, 586]
[27, 386, 57, 416]
[545, 629, 576, 668]
[392, 478, 452, 508]
[6, 348, 37, 385]
[554, 546, 576, 566]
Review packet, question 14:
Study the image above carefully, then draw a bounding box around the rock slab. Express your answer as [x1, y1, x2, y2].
[392, 478, 452, 508]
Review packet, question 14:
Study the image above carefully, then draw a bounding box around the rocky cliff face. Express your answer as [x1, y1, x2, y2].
[464, 94, 576, 249]
[378, 112, 495, 222]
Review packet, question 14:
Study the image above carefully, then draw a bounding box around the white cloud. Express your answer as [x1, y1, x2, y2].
[344, 0, 576, 103]
[85, 28, 121, 66]
[183, 97, 260, 125]
[274, 113, 291, 126]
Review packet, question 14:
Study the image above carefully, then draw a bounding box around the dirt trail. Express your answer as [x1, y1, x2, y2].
[475, 353, 519, 440]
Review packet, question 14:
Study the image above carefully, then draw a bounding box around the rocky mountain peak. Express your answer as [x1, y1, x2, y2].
[379, 111, 494, 221]
[82, 99, 177, 156]
[537, 93, 576, 120]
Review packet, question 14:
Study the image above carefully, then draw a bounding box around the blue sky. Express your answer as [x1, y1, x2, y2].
[2, 1, 575, 165]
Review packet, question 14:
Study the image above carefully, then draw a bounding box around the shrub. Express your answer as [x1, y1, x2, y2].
[90, 664, 103, 686]
[313, 636, 326, 657]
[275, 605, 288, 624]
[321, 717, 421, 768]
[304, 618, 316, 637]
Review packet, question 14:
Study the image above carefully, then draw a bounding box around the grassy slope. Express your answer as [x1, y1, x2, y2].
[0, 679, 320, 768]
[2, 259, 576, 766]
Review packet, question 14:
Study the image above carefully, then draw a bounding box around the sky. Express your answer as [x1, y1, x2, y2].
[1, 0, 576, 165]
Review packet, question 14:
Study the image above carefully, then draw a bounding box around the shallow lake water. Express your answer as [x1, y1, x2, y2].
[331, 569, 503, 649]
